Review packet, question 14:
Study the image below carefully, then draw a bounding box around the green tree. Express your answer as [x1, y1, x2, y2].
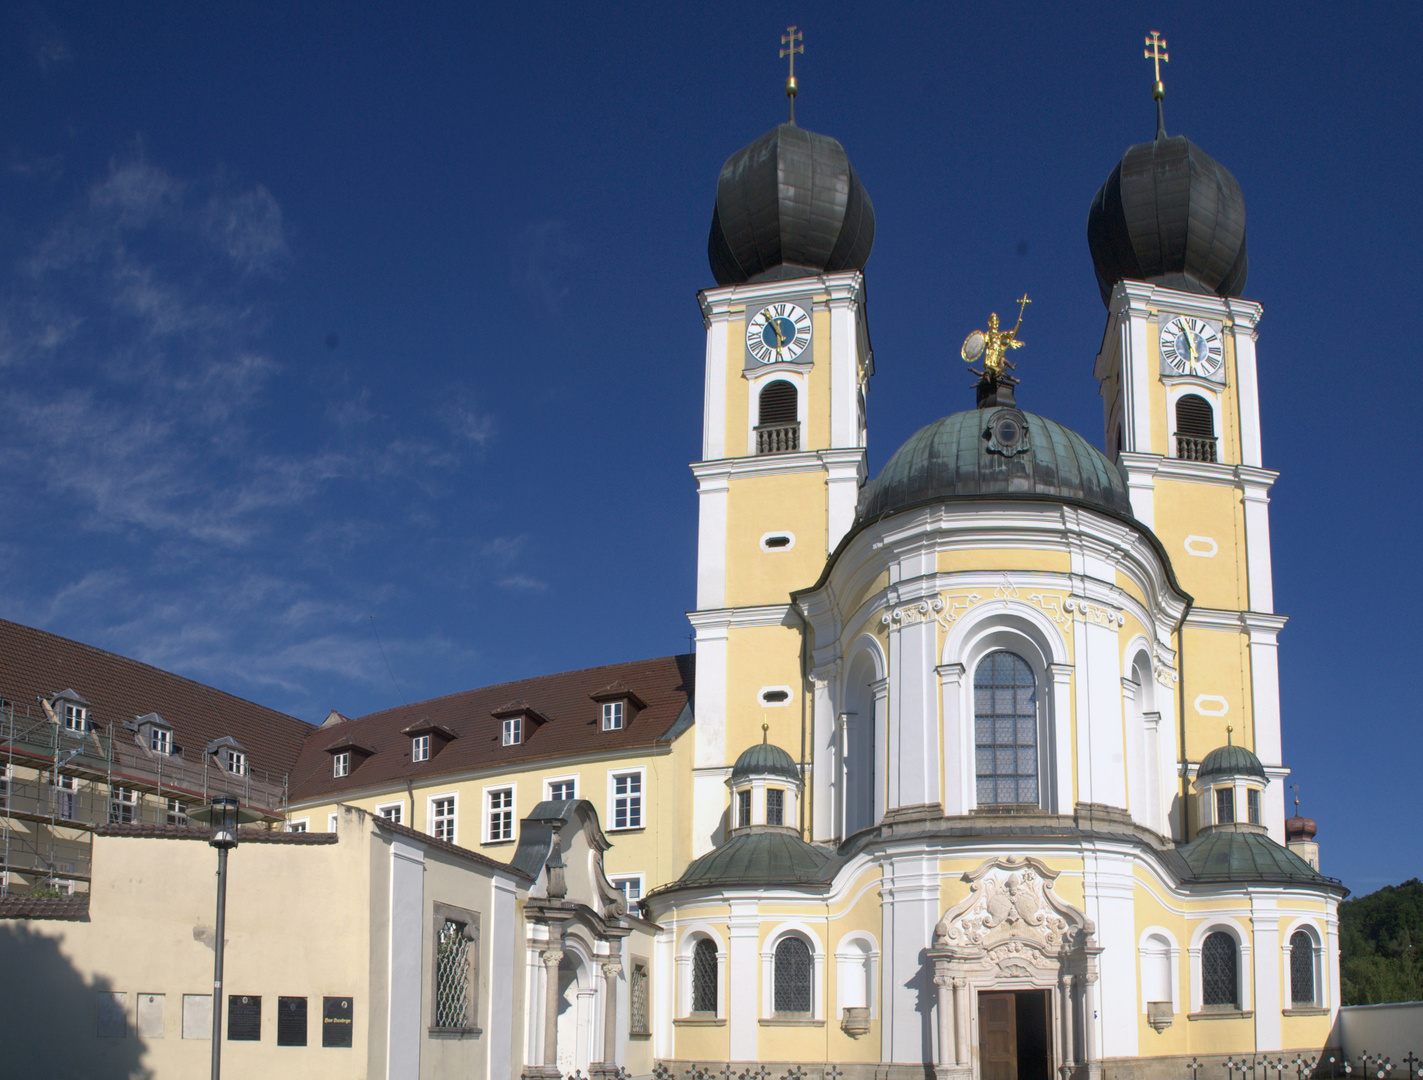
[1340, 878, 1423, 1005]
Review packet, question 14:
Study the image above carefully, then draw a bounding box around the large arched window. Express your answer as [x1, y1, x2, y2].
[974, 651, 1039, 805]
[692, 938, 718, 1014]
[773, 936, 812, 1014]
[1175, 394, 1217, 462]
[756, 380, 799, 454]
[1290, 930, 1316, 1005]
[1201, 931, 1239, 1008]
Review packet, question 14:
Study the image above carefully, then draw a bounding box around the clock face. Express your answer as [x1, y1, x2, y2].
[1159, 316, 1224, 377]
[746, 303, 812, 364]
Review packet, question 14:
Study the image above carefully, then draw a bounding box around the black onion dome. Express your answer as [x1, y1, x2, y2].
[857, 410, 1132, 522]
[708, 123, 875, 286]
[1087, 133, 1248, 306]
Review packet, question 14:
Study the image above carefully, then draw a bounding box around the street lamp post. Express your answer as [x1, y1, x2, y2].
[188, 794, 260, 1080]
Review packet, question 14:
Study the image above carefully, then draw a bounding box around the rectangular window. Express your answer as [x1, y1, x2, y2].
[411, 733, 431, 762]
[167, 798, 187, 826]
[501, 716, 522, 746]
[547, 778, 577, 801]
[226, 749, 246, 776]
[51, 774, 76, 820]
[109, 786, 138, 825]
[611, 771, 643, 830]
[277, 996, 307, 1046]
[432, 904, 479, 1032]
[432, 796, 456, 843]
[766, 788, 784, 826]
[149, 727, 173, 755]
[1247, 788, 1262, 825]
[486, 788, 514, 842]
[328, 812, 339, 832]
[333, 751, 350, 778]
[602, 701, 624, 731]
[736, 788, 751, 828]
[1216, 787, 1235, 825]
[610, 873, 644, 904]
[378, 803, 403, 825]
[63, 703, 87, 731]
[0, 763, 9, 804]
[287, 819, 308, 833]
[629, 960, 651, 1036]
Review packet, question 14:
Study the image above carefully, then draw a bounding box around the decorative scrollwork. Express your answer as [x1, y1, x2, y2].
[1063, 596, 1126, 627]
[881, 596, 945, 627]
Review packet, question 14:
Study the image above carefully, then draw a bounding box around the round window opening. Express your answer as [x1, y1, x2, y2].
[994, 416, 1022, 446]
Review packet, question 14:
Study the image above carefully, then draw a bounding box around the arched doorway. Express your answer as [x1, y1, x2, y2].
[555, 945, 596, 1076]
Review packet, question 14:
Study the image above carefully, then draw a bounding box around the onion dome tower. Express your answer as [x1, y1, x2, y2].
[726, 728, 803, 835]
[1086, 40, 1248, 306]
[1286, 791, 1321, 870]
[706, 52, 874, 286]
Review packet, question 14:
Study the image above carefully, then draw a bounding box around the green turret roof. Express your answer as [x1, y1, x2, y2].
[662, 830, 842, 891]
[1177, 828, 1331, 886]
[1197, 743, 1267, 781]
[730, 742, 801, 783]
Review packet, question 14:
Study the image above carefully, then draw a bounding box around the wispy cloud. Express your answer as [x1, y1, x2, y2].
[511, 218, 581, 316]
[497, 574, 549, 593]
[22, 4, 73, 72]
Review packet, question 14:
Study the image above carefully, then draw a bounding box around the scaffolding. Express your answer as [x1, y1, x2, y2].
[0, 700, 289, 896]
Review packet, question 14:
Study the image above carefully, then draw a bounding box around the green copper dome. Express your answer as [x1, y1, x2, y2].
[730, 742, 801, 783]
[1197, 743, 1267, 781]
[1177, 829, 1327, 886]
[664, 830, 841, 891]
[857, 409, 1132, 523]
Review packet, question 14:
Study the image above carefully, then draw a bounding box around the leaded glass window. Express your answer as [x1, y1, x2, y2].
[435, 919, 471, 1028]
[974, 651, 1040, 805]
[1247, 788, 1262, 825]
[773, 936, 812, 1014]
[766, 788, 784, 826]
[1202, 931, 1238, 1008]
[1290, 930, 1315, 1005]
[691, 938, 717, 1013]
[736, 789, 751, 828]
[1216, 787, 1235, 825]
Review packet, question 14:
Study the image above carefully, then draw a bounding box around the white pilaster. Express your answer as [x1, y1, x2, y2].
[1241, 473, 1276, 614]
[1082, 847, 1138, 1059]
[886, 616, 941, 811]
[694, 472, 729, 610]
[821, 448, 867, 554]
[938, 664, 968, 816]
[387, 838, 425, 1080]
[728, 901, 760, 1060]
[1252, 896, 1282, 1050]
[1227, 300, 1265, 468]
[490, 876, 519, 1079]
[881, 854, 939, 1064]
[811, 673, 836, 841]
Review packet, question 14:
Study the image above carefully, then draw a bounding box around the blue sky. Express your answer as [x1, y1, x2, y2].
[0, 2, 1418, 893]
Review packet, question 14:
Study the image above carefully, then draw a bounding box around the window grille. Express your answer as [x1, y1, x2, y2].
[109, 787, 137, 825]
[736, 789, 751, 828]
[149, 727, 173, 754]
[629, 962, 650, 1035]
[167, 798, 187, 826]
[411, 734, 430, 762]
[379, 804, 402, 825]
[756, 380, 800, 455]
[487, 789, 513, 842]
[432, 797, 456, 842]
[773, 936, 813, 1014]
[548, 780, 576, 801]
[973, 651, 1040, 805]
[1202, 931, 1239, 1008]
[63, 704, 86, 731]
[435, 919, 471, 1028]
[612, 772, 642, 829]
[501, 717, 522, 746]
[1175, 394, 1218, 462]
[1290, 930, 1315, 1004]
[1216, 787, 1235, 825]
[691, 938, 718, 1013]
[333, 751, 350, 778]
[1247, 788, 1262, 825]
[766, 788, 784, 826]
[602, 701, 624, 731]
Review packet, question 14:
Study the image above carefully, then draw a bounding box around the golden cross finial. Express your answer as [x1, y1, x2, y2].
[762, 720, 769, 744]
[780, 26, 804, 123]
[1144, 31, 1169, 100]
[1226, 723, 1233, 745]
[1291, 782, 1301, 813]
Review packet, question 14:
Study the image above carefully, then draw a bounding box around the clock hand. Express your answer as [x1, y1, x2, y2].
[1187, 332, 1198, 361]
[771, 319, 787, 348]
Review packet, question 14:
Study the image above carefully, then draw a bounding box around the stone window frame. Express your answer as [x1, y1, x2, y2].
[628, 954, 652, 1038]
[430, 901, 481, 1037]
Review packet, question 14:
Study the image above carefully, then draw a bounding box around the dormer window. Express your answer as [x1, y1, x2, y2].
[491, 701, 547, 746]
[149, 727, 173, 755]
[63, 703, 88, 731]
[226, 749, 247, 776]
[602, 701, 624, 731]
[412, 733, 431, 762]
[402, 720, 456, 763]
[333, 751, 351, 778]
[502, 716, 522, 746]
[138, 714, 175, 755]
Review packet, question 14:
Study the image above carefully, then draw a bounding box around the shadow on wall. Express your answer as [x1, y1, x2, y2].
[0, 923, 153, 1079]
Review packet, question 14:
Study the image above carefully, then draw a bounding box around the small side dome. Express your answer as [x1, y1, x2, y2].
[1285, 815, 1318, 843]
[857, 409, 1133, 523]
[1197, 743, 1267, 782]
[731, 741, 801, 783]
[708, 123, 875, 286]
[1087, 132, 1248, 306]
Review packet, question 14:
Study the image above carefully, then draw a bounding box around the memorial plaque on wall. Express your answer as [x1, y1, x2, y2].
[277, 996, 307, 1046]
[227, 995, 261, 1041]
[322, 996, 353, 1048]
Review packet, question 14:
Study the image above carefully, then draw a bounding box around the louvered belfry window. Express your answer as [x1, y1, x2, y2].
[1290, 930, 1316, 1004]
[774, 936, 812, 1014]
[691, 938, 718, 1013]
[1202, 931, 1239, 1008]
[974, 651, 1040, 806]
[1175, 394, 1218, 462]
[756, 380, 799, 454]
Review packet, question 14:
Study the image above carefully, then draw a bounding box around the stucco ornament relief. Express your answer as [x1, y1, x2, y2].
[879, 585, 1124, 636]
[933, 856, 1093, 957]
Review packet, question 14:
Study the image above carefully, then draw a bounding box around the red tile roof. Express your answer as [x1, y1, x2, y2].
[0, 895, 90, 921]
[95, 823, 339, 843]
[287, 654, 694, 803]
[0, 618, 313, 793]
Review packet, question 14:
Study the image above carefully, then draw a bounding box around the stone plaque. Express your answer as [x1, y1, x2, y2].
[322, 996, 353, 1048]
[277, 996, 307, 1046]
[182, 994, 211, 1039]
[227, 994, 261, 1041]
[137, 993, 165, 1039]
[96, 991, 127, 1038]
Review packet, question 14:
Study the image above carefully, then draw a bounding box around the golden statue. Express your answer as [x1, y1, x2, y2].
[962, 295, 1031, 378]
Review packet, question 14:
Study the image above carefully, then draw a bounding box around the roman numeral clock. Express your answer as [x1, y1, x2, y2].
[746, 302, 813, 365]
[1159, 315, 1224, 378]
